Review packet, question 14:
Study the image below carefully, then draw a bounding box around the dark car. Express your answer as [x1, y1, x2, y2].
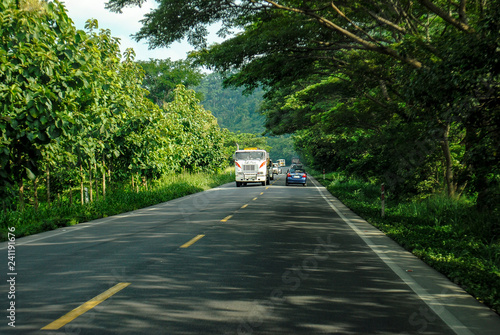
[286, 168, 307, 186]
[290, 164, 304, 170]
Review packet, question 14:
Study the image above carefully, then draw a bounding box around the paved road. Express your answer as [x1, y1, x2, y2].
[1, 174, 499, 334]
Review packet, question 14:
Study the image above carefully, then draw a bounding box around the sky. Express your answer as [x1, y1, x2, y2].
[60, 0, 221, 61]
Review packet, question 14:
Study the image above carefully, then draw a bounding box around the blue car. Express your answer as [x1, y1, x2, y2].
[286, 168, 307, 186]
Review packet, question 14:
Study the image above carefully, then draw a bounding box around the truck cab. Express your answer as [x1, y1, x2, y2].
[234, 148, 272, 187]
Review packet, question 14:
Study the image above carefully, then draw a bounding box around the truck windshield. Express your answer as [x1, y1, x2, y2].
[235, 151, 265, 160]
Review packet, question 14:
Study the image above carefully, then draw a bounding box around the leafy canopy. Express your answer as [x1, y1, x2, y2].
[105, 0, 499, 207]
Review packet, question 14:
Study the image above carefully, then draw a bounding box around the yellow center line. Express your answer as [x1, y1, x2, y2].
[41, 282, 131, 330]
[241, 204, 248, 209]
[252, 197, 258, 201]
[221, 215, 233, 222]
[180, 234, 205, 248]
[260, 192, 264, 195]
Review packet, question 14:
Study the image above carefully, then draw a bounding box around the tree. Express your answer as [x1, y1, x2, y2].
[138, 58, 204, 106]
[163, 85, 227, 172]
[0, 0, 87, 206]
[96, 1, 500, 208]
[195, 72, 265, 134]
[1, 0, 233, 211]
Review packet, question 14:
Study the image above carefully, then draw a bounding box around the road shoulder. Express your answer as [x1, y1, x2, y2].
[310, 176, 500, 335]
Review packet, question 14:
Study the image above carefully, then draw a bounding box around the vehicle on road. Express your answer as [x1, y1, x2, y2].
[290, 164, 303, 170]
[234, 148, 272, 187]
[272, 163, 280, 175]
[278, 159, 286, 167]
[286, 168, 307, 186]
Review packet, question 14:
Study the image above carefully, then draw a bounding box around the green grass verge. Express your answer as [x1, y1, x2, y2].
[0, 170, 234, 242]
[312, 171, 500, 314]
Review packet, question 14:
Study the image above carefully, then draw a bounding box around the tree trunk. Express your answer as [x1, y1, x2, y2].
[102, 160, 106, 198]
[46, 168, 51, 204]
[464, 120, 496, 211]
[440, 123, 457, 198]
[69, 185, 73, 206]
[89, 166, 93, 203]
[80, 164, 84, 205]
[94, 163, 99, 202]
[18, 181, 25, 211]
[33, 177, 39, 211]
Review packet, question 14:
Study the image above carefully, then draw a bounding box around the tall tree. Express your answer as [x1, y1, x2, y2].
[104, 1, 500, 207]
[0, 0, 86, 202]
[138, 58, 204, 106]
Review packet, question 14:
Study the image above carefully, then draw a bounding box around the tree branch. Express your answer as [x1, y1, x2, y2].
[330, 2, 380, 45]
[364, 9, 407, 34]
[417, 0, 473, 32]
[262, 0, 423, 69]
[387, 0, 420, 34]
[459, 0, 468, 24]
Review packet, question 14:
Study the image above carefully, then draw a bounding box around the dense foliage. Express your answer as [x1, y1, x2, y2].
[195, 72, 265, 134]
[195, 73, 297, 162]
[106, 0, 500, 215]
[138, 58, 204, 105]
[0, 0, 228, 212]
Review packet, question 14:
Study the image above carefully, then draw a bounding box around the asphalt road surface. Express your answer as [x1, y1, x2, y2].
[1, 173, 499, 334]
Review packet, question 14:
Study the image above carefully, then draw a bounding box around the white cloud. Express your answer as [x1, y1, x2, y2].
[60, 0, 194, 61]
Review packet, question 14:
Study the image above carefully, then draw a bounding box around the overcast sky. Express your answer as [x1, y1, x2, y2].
[61, 0, 219, 61]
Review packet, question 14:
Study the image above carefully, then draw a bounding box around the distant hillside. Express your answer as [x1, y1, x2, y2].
[195, 73, 298, 162]
[195, 73, 265, 134]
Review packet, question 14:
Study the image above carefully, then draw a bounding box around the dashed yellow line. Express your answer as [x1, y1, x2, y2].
[41, 283, 131, 330]
[221, 215, 233, 222]
[41, 182, 279, 331]
[180, 234, 205, 248]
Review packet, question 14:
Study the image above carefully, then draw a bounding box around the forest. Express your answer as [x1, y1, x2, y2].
[0, 0, 231, 211]
[0, 0, 292, 229]
[106, 0, 498, 213]
[194, 73, 297, 162]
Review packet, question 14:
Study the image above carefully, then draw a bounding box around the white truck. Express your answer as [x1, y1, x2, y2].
[234, 148, 272, 187]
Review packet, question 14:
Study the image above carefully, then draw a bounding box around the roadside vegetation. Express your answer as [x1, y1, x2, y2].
[0, 1, 287, 243]
[0, 1, 245, 242]
[312, 170, 500, 314]
[0, 170, 234, 241]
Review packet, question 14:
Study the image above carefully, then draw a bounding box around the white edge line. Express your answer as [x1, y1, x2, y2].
[312, 178, 473, 335]
[0, 183, 234, 250]
[0, 215, 124, 249]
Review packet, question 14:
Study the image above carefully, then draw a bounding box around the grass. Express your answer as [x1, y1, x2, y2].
[312, 170, 500, 314]
[0, 169, 235, 241]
